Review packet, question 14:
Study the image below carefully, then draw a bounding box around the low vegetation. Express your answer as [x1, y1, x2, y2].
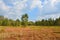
[0, 13, 60, 26]
[0, 26, 60, 40]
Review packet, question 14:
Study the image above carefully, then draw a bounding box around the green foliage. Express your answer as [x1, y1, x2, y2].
[15, 19, 20, 26]
[28, 21, 34, 26]
[0, 16, 21, 26]
[21, 13, 28, 27]
[0, 16, 4, 20]
[54, 17, 60, 26]
[35, 18, 60, 26]
[0, 15, 60, 26]
[2, 19, 8, 26]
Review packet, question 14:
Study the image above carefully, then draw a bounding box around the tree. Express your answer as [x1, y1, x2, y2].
[2, 18, 9, 26]
[35, 21, 41, 26]
[15, 19, 20, 26]
[0, 16, 4, 20]
[21, 13, 28, 26]
[55, 17, 60, 26]
[0, 16, 4, 26]
[47, 18, 54, 26]
[28, 21, 34, 26]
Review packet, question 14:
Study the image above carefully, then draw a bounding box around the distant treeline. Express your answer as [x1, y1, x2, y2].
[0, 14, 60, 26]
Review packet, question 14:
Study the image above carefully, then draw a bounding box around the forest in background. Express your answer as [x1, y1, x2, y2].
[0, 13, 60, 26]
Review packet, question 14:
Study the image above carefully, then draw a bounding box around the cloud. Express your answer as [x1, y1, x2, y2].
[50, 0, 57, 7]
[13, 0, 28, 10]
[40, 0, 60, 15]
[30, 0, 57, 9]
[32, 0, 60, 20]
[30, 0, 60, 15]
[0, 0, 28, 19]
[0, 0, 60, 21]
[0, 0, 10, 11]
[37, 13, 60, 20]
[30, 0, 43, 9]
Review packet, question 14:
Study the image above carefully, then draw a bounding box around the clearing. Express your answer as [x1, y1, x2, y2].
[0, 26, 60, 40]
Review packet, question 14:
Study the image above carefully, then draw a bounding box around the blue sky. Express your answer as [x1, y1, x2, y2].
[0, 0, 60, 21]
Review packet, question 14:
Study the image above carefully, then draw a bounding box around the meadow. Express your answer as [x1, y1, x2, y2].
[0, 26, 60, 40]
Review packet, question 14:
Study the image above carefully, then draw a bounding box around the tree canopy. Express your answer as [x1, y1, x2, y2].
[0, 14, 60, 26]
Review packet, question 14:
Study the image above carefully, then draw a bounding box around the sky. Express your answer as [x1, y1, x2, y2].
[0, 0, 60, 21]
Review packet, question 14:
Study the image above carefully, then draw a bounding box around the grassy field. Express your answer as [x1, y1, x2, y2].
[0, 26, 60, 40]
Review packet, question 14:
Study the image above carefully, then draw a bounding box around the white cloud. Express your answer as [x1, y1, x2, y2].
[50, 0, 57, 7]
[30, 0, 59, 9]
[43, 0, 48, 5]
[0, 0, 10, 10]
[37, 13, 60, 20]
[0, 0, 28, 19]
[0, 0, 60, 21]
[8, 0, 28, 15]
[30, 0, 43, 9]
[13, 0, 28, 10]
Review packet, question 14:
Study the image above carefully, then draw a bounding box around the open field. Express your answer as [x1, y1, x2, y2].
[0, 26, 60, 40]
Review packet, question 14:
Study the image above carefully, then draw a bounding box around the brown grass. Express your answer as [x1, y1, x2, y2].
[0, 26, 60, 40]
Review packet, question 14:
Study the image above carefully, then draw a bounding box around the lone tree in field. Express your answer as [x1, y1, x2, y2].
[15, 19, 20, 26]
[21, 13, 28, 26]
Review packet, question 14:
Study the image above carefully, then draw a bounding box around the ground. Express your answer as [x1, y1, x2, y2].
[0, 26, 60, 40]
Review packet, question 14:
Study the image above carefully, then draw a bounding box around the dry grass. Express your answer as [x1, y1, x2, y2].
[0, 26, 60, 40]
